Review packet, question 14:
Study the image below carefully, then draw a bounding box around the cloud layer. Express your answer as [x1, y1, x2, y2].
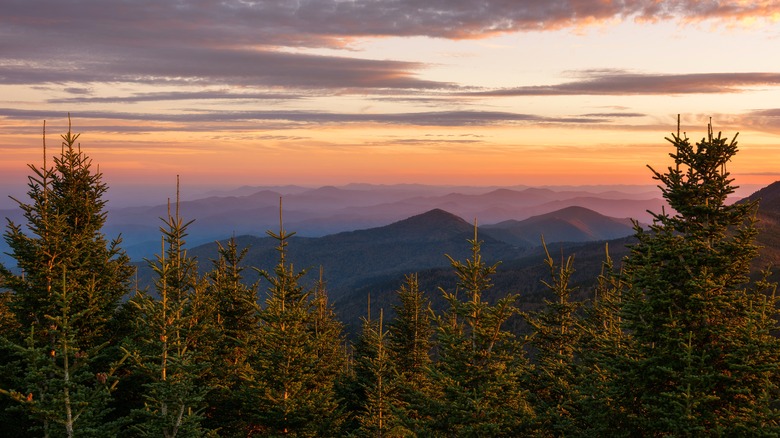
[466, 72, 780, 96]
[3, 0, 779, 91]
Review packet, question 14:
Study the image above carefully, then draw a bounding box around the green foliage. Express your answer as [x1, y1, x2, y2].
[0, 122, 133, 437]
[388, 274, 433, 380]
[201, 237, 259, 436]
[1, 125, 132, 347]
[386, 274, 434, 433]
[571, 247, 635, 436]
[523, 240, 581, 435]
[350, 309, 398, 437]
[426, 225, 534, 436]
[245, 219, 345, 436]
[1, 272, 124, 438]
[125, 193, 215, 438]
[615, 125, 780, 435]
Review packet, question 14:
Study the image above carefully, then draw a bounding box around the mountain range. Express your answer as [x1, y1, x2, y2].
[178, 181, 779, 335]
[102, 184, 663, 261]
[173, 206, 637, 335]
[3, 181, 779, 337]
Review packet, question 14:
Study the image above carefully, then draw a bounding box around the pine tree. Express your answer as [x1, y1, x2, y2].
[201, 237, 259, 436]
[523, 240, 581, 436]
[571, 247, 634, 436]
[388, 274, 433, 386]
[616, 122, 780, 435]
[247, 210, 344, 436]
[1, 122, 133, 347]
[0, 120, 133, 437]
[427, 224, 534, 436]
[310, 268, 348, 407]
[386, 274, 433, 434]
[125, 186, 215, 437]
[352, 309, 397, 437]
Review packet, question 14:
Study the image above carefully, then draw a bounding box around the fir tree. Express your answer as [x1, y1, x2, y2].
[310, 268, 348, 406]
[386, 274, 433, 434]
[523, 241, 581, 436]
[388, 274, 433, 386]
[616, 122, 780, 435]
[427, 224, 534, 436]
[201, 237, 259, 436]
[125, 185, 215, 437]
[247, 210, 344, 436]
[571, 247, 633, 436]
[1, 122, 133, 347]
[0, 120, 133, 437]
[352, 309, 398, 437]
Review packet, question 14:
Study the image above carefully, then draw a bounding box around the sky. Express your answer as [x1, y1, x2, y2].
[2, 0, 780, 206]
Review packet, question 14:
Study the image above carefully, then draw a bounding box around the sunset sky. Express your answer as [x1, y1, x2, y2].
[2, 1, 780, 206]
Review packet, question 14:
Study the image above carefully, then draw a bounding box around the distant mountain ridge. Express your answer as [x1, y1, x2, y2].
[742, 181, 780, 276]
[182, 205, 637, 295]
[182, 208, 520, 298]
[6, 181, 777, 338]
[176, 206, 639, 336]
[3, 182, 768, 269]
[96, 184, 667, 261]
[483, 206, 637, 246]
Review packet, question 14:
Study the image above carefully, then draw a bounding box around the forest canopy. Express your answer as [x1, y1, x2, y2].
[1, 120, 779, 437]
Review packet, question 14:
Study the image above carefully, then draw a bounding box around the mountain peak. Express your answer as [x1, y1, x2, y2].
[396, 208, 471, 227]
[374, 208, 473, 240]
[744, 181, 780, 214]
[483, 205, 635, 246]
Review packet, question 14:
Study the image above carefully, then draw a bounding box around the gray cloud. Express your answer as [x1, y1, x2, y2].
[465, 72, 780, 96]
[2, 1, 775, 46]
[0, 46, 447, 90]
[0, 108, 599, 129]
[2, 1, 776, 92]
[736, 109, 780, 133]
[49, 90, 308, 104]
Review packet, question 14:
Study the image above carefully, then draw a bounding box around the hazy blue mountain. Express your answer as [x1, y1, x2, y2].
[97, 184, 667, 261]
[483, 205, 636, 246]
[166, 206, 642, 336]
[181, 208, 525, 297]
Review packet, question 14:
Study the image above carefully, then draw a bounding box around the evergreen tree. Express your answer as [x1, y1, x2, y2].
[615, 123, 780, 435]
[523, 241, 581, 436]
[388, 274, 433, 385]
[310, 268, 348, 410]
[0, 289, 19, 338]
[0, 288, 27, 435]
[427, 225, 534, 436]
[571, 247, 634, 436]
[386, 274, 433, 434]
[352, 309, 398, 437]
[1, 122, 133, 347]
[246, 213, 344, 436]
[125, 188, 215, 437]
[201, 237, 259, 436]
[0, 121, 133, 437]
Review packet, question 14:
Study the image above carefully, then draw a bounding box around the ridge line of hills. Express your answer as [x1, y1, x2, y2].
[3, 181, 778, 336]
[0, 184, 669, 263]
[180, 205, 642, 335]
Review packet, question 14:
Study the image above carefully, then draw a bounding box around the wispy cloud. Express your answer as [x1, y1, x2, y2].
[464, 72, 780, 96]
[0, 47, 448, 90]
[0, 108, 600, 129]
[3, 1, 777, 46]
[48, 90, 308, 104]
[3, 1, 777, 92]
